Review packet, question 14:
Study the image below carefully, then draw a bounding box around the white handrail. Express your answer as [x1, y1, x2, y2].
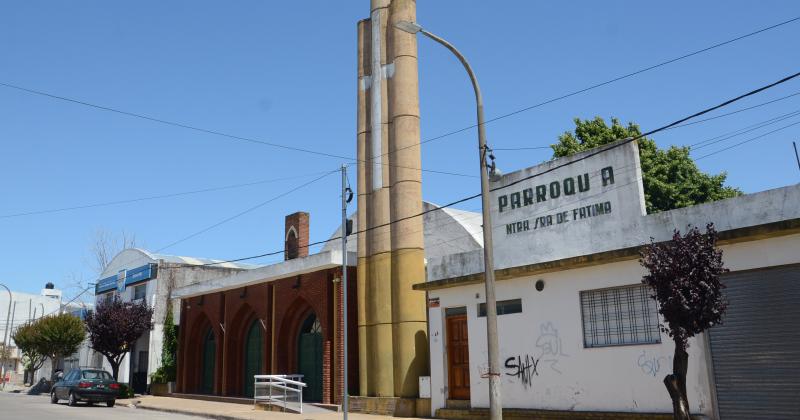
[253, 374, 306, 413]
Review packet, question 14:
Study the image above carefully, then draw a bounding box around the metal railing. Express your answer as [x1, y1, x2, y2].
[253, 374, 306, 413]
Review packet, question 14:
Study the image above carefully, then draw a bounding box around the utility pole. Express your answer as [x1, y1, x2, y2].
[340, 164, 352, 420]
[1, 283, 12, 389]
[794, 141, 800, 173]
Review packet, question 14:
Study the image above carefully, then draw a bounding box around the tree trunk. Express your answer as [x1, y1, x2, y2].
[664, 345, 691, 420]
[50, 357, 58, 381]
[110, 360, 120, 381]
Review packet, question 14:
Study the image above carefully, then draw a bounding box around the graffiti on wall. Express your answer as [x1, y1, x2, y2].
[501, 322, 571, 390]
[637, 350, 671, 377]
[536, 322, 569, 374]
[504, 354, 540, 388]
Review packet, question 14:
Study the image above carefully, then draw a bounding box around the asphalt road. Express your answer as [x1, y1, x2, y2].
[0, 392, 204, 420]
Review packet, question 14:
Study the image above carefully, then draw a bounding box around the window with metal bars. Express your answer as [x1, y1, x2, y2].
[580, 284, 660, 348]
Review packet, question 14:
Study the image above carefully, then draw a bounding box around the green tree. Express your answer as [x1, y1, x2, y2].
[11, 322, 48, 384]
[35, 313, 86, 380]
[551, 117, 741, 213]
[151, 305, 178, 383]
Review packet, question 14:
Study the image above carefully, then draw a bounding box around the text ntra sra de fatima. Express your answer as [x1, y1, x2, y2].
[497, 166, 616, 235]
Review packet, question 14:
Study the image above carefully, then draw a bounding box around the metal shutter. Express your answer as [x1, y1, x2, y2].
[708, 264, 800, 419]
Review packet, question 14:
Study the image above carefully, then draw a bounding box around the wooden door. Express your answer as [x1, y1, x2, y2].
[446, 312, 470, 400]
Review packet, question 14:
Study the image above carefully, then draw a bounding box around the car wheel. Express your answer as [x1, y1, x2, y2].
[68, 392, 77, 406]
[106, 399, 116, 408]
[50, 391, 58, 404]
[87, 401, 94, 406]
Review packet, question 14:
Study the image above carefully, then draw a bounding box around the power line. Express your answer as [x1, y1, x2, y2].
[0, 82, 473, 179]
[3, 16, 797, 178]
[196, 70, 800, 267]
[0, 171, 334, 219]
[695, 120, 800, 160]
[152, 169, 340, 254]
[669, 90, 800, 129]
[377, 16, 800, 158]
[690, 109, 800, 149]
[497, 72, 800, 191]
[494, 91, 800, 153]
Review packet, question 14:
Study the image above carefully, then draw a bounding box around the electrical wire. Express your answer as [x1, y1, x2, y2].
[493, 91, 800, 153]
[0, 170, 335, 219]
[695, 120, 800, 160]
[197, 71, 800, 267]
[151, 169, 340, 254]
[3, 16, 797, 178]
[0, 81, 472, 179]
[373, 16, 800, 160]
[690, 109, 800, 149]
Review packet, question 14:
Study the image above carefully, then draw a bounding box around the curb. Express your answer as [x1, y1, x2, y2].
[132, 402, 250, 420]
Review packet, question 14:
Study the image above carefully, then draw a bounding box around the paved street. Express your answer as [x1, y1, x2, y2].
[0, 392, 204, 420]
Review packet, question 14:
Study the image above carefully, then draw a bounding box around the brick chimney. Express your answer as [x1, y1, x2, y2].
[285, 211, 309, 260]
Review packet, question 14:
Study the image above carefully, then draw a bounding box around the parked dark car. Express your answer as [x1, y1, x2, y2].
[50, 368, 120, 407]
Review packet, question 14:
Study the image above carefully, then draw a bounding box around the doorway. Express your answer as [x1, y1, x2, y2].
[297, 313, 323, 402]
[201, 328, 215, 394]
[446, 307, 470, 400]
[243, 320, 263, 397]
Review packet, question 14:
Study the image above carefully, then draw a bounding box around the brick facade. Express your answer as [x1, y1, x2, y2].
[176, 266, 357, 404]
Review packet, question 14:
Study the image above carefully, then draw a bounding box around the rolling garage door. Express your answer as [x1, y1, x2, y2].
[708, 264, 800, 419]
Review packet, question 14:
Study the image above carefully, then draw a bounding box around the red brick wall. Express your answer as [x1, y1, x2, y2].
[177, 266, 359, 404]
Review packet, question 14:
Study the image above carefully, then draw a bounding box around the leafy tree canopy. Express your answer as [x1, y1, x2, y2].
[11, 321, 48, 372]
[551, 117, 741, 213]
[85, 297, 153, 380]
[36, 313, 85, 361]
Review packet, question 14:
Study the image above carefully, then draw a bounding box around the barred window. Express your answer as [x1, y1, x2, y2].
[580, 284, 660, 348]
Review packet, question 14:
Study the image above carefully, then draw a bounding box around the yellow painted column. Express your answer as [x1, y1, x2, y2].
[356, 17, 370, 398]
[387, 0, 428, 398]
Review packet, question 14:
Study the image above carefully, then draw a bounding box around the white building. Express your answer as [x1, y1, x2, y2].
[0, 284, 89, 385]
[417, 140, 800, 419]
[89, 249, 259, 393]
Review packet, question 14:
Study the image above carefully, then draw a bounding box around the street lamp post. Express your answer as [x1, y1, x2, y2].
[394, 21, 503, 420]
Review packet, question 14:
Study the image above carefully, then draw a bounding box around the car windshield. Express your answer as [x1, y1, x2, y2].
[82, 370, 112, 380]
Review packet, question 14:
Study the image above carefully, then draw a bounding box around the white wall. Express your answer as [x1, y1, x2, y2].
[427, 233, 800, 417]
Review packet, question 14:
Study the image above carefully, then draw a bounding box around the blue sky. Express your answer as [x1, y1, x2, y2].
[1, 1, 798, 296]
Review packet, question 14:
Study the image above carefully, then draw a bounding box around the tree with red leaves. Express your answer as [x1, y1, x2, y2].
[640, 224, 728, 420]
[84, 297, 153, 380]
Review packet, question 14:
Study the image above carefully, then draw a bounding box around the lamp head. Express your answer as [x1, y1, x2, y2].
[394, 20, 422, 34]
[489, 166, 503, 182]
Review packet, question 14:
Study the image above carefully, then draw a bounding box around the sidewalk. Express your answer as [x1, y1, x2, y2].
[132, 396, 418, 420]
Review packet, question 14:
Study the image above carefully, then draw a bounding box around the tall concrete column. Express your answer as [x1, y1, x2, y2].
[356, 0, 428, 402]
[387, 0, 428, 398]
[367, 0, 396, 398]
[356, 18, 370, 397]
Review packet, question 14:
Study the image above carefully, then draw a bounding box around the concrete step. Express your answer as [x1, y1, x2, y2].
[446, 399, 471, 409]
